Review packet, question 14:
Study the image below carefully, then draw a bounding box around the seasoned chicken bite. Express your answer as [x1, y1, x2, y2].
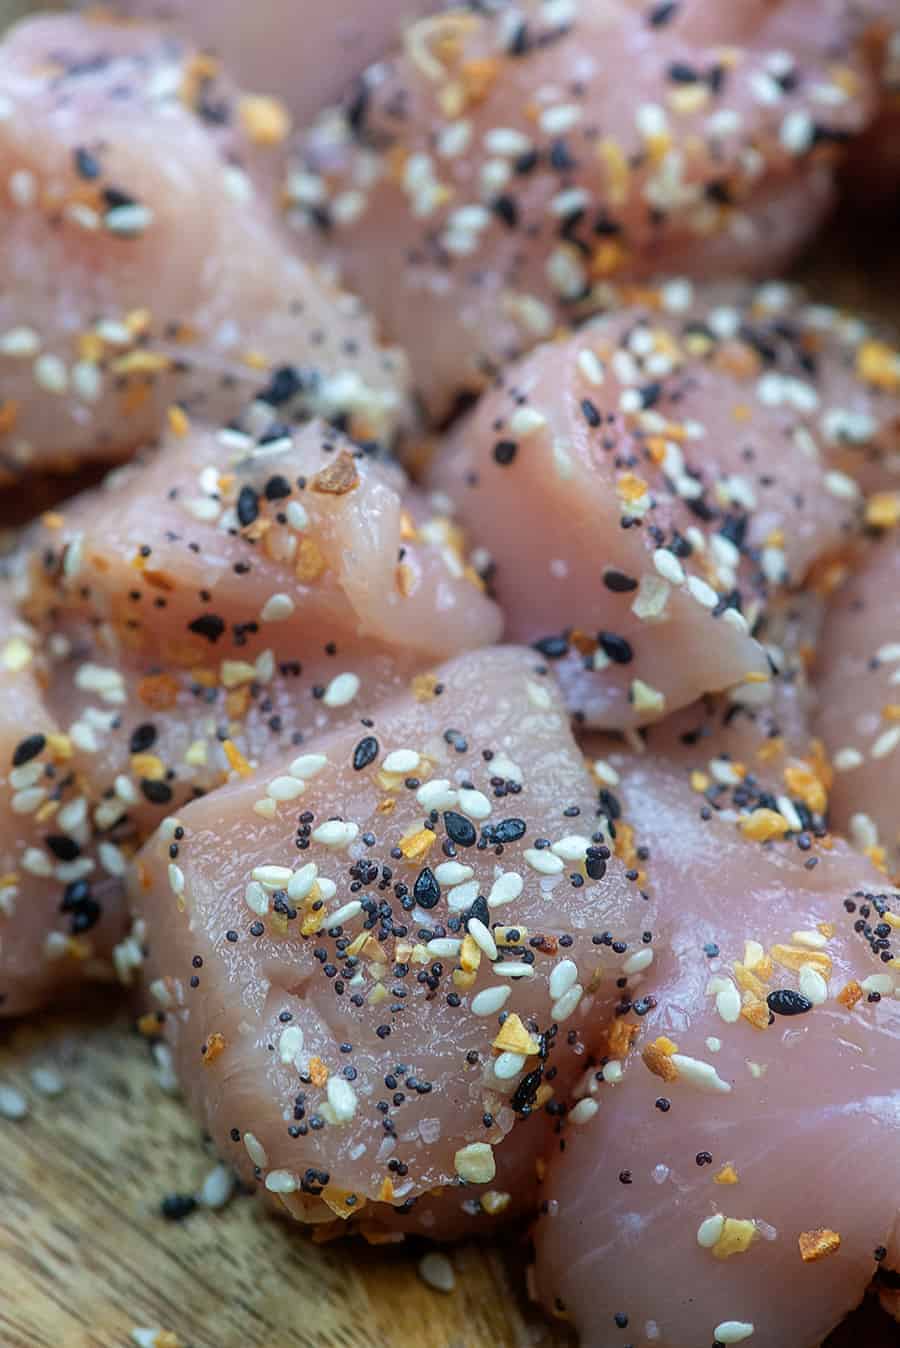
[430, 295, 864, 729]
[290, 0, 875, 418]
[129, 646, 659, 1238]
[3, 418, 500, 1014]
[0, 592, 125, 1015]
[817, 534, 900, 876]
[0, 12, 411, 477]
[535, 654, 900, 1348]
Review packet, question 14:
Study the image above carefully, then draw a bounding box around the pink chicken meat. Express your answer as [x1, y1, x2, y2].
[817, 533, 900, 876]
[2, 417, 501, 1014]
[129, 645, 659, 1238]
[430, 290, 869, 729]
[535, 623, 900, 1348]
[0, 12, 411, 478]
[290, 0, 876, 419]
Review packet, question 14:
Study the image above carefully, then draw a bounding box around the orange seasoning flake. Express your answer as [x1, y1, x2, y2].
[202, 1032, 226, 1064]
[798, 1228, 841, 1262]
[311, 449, 360, 496]
[137, 672, 181, 710]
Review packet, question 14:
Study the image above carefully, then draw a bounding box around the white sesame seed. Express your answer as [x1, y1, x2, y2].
[632, 575, 670, 621]
[434, 860, 473, 885]
[524, 848, 565, 876]
[713, 1323, 754, 1344]
[327, 1075, 358, 1122]
[572, 347, 606, 389]
[260, 592, 295, 622]
[551, 982, 584, 1023]
[484, 127, 533, 156]
[383, 749, 420, 774]
[418, 780, 459, 811]
[11, 787, 46, 815]
[9, 169, 36, 206]
[697, 1214, 725, 1248]
[526, 680, 553, 710]
[798, 965, 828, 1006]
[872, 725, 900, 760]
[98, 841, 127, 878]
[653, 548, 685, 585]
[549, 959, 578, 1001]
[426, 938, 462, 958]
[322, 672, 360, 708]
[288, 753, 328, 781]
[493, 961, 535, 978]
[713, 978, 742, 1024]
[550, 835, 589, 863]
[252, 864, 293, 889]
[199, 1163, 235, 1210]
[467, 917, 497, 960]
[277, 1026, 304, 1070]
[592, 758, 620, 787]
[0, 1085, 28, 1121]
[509, 406, 547, 436]
[780, 109, 814, 154]
[0, 326, 40, 357]
[494, 1051, 526, 1080]
[287, 863, 318, 900]
[824, 469, 860, 501]
[105, 203, 154, 235]
[631, 679, 666, 714]
[569, 1098, 599, 1125]
[454, 1141, 495, 1183]
[861, 974, 894, 996]
[445, 879, 477, 914]
[670, 1054, 732, 1093]
[264, 1169, 297, 1193]
[540, 103, 582, 134]
[833, 747, 863, 772]
[471, 986, 511, 1016]
[34, 353, 68, 395]
[687, 575, 718, 609]
[418, 1251, 455, 1292]
[327, 900, 363, 929]
[267, 776, 306, 802]
[623, 947, 654, 976]
[458, 787, 492, 820]
[286, 500, 309, 531]
[244, 881, 269, 916]
[603, 1060, 624, 1084]
[312, 820, 359, 848]
[488, 872, 524, 908]
[243, 1132, 269, 1168]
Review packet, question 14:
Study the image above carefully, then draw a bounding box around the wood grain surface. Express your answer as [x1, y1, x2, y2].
[1, 0, 899, 1340]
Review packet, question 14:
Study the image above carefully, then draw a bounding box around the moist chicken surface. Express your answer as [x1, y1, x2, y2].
[0, 12, 411, 478]
[291, 0, 878, 419]
[430, 287, 877, 728]
[129, 645, 658, 1237]
[535, 625, 900, 1348]
[1, 417, 501, 1013]
[817, 535, 900, 876]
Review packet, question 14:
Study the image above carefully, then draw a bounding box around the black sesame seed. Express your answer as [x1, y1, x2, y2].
[352, 736, 379, 771]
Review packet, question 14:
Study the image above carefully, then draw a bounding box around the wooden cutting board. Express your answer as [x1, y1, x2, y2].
[1, 0, 899, 1335]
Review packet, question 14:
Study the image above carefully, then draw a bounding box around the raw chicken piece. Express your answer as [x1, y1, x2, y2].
[17, 416, 501, 838]
[129, 646, 659, 1238]
[0, 593, 125, 1016]
[290, 0, 875, 419]
[116, 0, 447, 125]
[3, 418, 500, 1015]
[0, 13, 411, 477]
[817, 533, 900, 875]
[430, 299, 863, 729]
[535, 674, 900, 1347]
